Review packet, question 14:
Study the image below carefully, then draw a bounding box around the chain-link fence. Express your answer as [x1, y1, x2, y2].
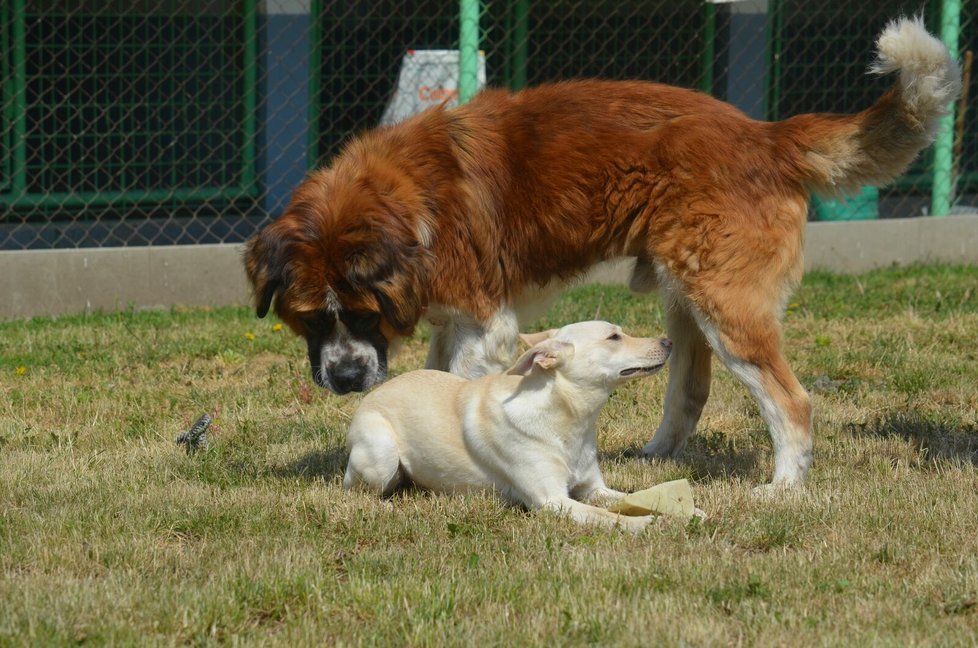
[1, 0, 974, 250]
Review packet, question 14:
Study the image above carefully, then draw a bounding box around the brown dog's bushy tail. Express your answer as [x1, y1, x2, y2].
[779, 16, 961, 197]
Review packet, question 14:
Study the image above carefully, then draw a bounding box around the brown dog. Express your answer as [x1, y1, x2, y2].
[245, 18, 959, 486]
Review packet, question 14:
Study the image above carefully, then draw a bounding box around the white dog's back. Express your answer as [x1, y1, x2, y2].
[346, 369, 516, 495]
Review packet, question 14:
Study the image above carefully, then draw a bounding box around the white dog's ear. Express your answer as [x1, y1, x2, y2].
[507, 339, 573, 376]
[518, 329, 556, 347]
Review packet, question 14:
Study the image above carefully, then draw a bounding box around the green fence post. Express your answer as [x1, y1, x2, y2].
[1, 3, 10, 192]
[308, 0, 322, 169]
[511, 0, 528, 91]
[242, 0, 258, 195]
[765, 0, 783, 121]
[700, 1, 715, 94]
[459, 0, 480, 104]
[931, 0, 960, 216]
[11, 0, 26, 196]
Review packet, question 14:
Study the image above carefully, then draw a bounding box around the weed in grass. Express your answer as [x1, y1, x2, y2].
[708, 575, 771, 614]
[874, 544, 897, 565]
[941, 594, 977, 616]
[559, 609, 608, 646]
[815, 579, 852, 594]
[745, 514, 800, 553]
[891, 367, 931, 398]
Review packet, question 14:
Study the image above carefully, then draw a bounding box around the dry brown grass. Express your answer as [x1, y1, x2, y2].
[1, 265, 976, 646]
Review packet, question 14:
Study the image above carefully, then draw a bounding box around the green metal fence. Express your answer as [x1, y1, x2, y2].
[312, 0, 709, 165]
[772, 1, 944, 195]
[1, 1, 974, 250]
[1, 1, 257, 209]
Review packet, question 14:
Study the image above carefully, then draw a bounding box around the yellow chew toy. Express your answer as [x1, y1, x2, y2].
[608, 478, 699, 519]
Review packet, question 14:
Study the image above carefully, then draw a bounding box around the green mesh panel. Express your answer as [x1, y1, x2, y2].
[315, 0, 705, 166]
[22, 9, 248, 195]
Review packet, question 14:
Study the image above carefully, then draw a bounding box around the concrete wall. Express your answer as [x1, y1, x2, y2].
[803, 215, 978, 272]
[1, 216, 976, 319]
[0, 244, 251, 318]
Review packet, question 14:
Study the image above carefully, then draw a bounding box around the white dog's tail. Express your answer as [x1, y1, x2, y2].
[779, 16, 962, 197]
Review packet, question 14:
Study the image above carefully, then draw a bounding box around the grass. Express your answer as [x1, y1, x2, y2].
[1, 264, 976, 646]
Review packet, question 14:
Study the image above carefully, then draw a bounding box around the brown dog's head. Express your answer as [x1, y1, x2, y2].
[244, 166, 434, 394]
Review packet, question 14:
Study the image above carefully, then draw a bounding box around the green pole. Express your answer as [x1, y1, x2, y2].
[1, 2, 11, 191]
[308, 0, 322, 169]
[459, 0, 480, 104]
[765, 0, 783, 120]
[511, 0, 528, 91]
[11, 0, 26, 195]
[699, 1, 715, 94]
[242, 0, 258, 193]
[931, 0, 960, 216]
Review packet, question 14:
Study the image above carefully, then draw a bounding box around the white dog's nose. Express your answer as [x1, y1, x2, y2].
[661, 339, 673, 350]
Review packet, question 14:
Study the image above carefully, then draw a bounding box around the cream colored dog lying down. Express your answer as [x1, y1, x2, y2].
[344, 321, 672, 532]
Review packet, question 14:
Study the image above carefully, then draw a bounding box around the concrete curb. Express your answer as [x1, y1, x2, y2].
[803, 214, 978, 272]
[1, 215, 975, 319]
[0, 244, 251, 319]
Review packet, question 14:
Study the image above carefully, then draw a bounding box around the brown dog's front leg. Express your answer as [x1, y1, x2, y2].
[641, 301, 712, 460]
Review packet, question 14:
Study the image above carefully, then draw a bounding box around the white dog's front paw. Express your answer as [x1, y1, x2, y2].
[584, 487, 628, 507]
[617, 514, 656, 534]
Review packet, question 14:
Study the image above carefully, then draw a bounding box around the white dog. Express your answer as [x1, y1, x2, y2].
[343, 321, 672, 532]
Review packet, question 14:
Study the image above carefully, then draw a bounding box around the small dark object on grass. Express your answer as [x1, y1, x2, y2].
[812, 375, 847, 393]
[176, 413, 211, 455]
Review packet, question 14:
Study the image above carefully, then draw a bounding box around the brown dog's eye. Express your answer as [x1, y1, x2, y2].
[607, 333, 621, 341]
[340, 310, 380, 334]
[305, 312, 336, 335]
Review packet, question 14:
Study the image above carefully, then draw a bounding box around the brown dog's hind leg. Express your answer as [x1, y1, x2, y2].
[697, 311, 813, 486]
[641, 301, 712, 460]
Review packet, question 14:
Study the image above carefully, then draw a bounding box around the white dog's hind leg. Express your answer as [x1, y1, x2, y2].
[641, 301, 712, 459]
[344, 413, 404, 496]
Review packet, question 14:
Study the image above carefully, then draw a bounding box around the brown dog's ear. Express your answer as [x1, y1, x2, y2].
[255, 278, 281, 319]
[349, 236, 429, 334]
[373, 285, 416, 332]
[244, 231, 287, 319]
[507, 339, 573, 376]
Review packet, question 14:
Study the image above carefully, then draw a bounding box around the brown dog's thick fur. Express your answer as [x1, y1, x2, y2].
[245, 18, 959, 485]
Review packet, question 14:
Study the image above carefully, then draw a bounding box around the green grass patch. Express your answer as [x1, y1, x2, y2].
[1, 265, 976, 645]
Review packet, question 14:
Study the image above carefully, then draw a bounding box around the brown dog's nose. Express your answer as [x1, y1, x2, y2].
[661, 339, 673, 350]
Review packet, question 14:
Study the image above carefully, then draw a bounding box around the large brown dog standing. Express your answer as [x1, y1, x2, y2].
[245, 18, 960, 486]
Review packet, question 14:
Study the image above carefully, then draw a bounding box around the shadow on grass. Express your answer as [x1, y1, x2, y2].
[845, 411, 978, 467]
[271, 445, 349, 482]
[620, 431, 762, 482]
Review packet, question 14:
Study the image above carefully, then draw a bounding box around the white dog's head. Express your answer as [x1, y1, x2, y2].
[508, 321, 671, 391]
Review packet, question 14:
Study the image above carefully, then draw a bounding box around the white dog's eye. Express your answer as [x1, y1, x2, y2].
[607, 333, 621, 341]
